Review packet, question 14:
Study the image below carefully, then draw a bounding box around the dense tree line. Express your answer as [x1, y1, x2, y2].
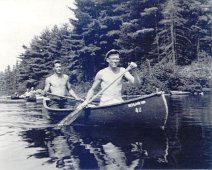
[0, 0, 211, 95]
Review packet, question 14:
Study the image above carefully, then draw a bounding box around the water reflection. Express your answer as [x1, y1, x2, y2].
[1, 94, 212, 169]
[166, 94, 212, 169]
[21, 126, 169, 169]
[167, 94, 212, 126]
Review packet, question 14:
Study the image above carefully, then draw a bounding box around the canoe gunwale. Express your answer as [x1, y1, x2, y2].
[170, 91, 190, 95]
[87, 92, 163, 110]
[43, 98, 75, 112]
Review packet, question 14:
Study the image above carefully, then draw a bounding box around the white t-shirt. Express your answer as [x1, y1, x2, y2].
[96, 67, 127, 105]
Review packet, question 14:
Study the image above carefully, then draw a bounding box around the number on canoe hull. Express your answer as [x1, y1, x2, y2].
[127, 100, 146, 113]
[135, 107, 142, 113]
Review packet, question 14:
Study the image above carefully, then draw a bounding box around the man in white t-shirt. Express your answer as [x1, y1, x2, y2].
[84, 49, 139, 106]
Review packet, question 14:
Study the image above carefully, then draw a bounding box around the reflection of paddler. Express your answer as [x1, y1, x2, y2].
[46, 130, 80, 169]
[102, 142, 140, 170]
[62, 126, 143, 169]
[74, 126, 168, 158]
[63, 126, 168, 168]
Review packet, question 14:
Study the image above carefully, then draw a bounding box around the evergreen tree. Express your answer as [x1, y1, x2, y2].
[2, 0, 211, 95]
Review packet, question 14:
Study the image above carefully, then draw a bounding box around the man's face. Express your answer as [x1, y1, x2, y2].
[107, 54, 120, 68]
[54, 63, 62, 74]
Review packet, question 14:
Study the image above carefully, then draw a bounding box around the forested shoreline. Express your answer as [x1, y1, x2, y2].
[0, 0, 211, 96]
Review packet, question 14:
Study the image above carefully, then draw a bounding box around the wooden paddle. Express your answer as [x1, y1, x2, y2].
[56, 64, 135, 127]
[45, 92, 84, 102]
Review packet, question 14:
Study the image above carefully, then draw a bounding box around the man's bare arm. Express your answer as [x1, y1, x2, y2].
[85, 72, 102, 101]
[124, 62, 141, 85]
[75, 72, 102, 109]
[67, 81, 80, 99]
[43, 78, 51, 94]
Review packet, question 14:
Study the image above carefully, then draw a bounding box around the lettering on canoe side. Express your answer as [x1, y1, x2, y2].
[128, 100, 146, 108]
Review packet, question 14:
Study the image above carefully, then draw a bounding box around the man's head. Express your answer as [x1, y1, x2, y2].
[53, 60, 62, 74]
[105, 49, 120, 59]
[105, 49, 120, 68]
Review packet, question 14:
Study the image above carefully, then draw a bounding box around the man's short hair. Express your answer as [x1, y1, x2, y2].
[105, 49, 120, 59]
[53, 60, 61, 66]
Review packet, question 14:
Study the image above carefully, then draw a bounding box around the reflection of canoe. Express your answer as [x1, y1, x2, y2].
[45, 92, 169, 128]
[170, 91, 190, 95]
[65, 126, 169, 163]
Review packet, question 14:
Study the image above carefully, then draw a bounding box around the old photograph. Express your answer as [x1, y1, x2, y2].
[0, 0, 211, 169]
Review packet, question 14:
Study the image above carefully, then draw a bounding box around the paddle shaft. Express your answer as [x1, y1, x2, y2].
[47, 92, 142, 101]
[57, 66, 133, 126]
[46, 92, 84, 102]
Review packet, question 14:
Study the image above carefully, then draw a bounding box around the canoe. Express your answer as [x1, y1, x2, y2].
[42, 97, 79, 122]
[11, 96, 24, 100]
[170, 91, 190, 95]
[43, 92, 169, 128]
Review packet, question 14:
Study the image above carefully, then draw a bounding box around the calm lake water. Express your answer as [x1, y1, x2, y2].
[0, 94, 211, 170]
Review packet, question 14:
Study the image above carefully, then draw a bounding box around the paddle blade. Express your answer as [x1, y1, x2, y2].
[56, 107, 84, 127]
